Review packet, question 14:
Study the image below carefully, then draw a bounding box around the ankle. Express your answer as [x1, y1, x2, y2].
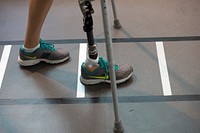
[23, 38, 40, 49]
[23, 43, 40, 52]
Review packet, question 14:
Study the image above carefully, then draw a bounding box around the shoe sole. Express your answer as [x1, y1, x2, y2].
[18, 56, 69, 66]
[80, 71, 133, 85]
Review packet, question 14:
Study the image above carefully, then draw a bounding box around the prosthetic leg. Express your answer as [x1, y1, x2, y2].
[79, 0, 124, 132]
[79, 0, 98, 63]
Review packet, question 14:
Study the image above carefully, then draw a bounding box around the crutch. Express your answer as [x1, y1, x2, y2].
[100, 1, 124, 132]
[111, 0, 121, 29]
[78, 0, 124, 132]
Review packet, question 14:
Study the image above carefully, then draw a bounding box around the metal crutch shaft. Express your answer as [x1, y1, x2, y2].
[100, 0, 124, 132]
[79, 0, 124, 132]
[79, 0, 95, 45]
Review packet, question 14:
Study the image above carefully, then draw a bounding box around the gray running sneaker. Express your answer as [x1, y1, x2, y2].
[80, 57, 133, 85]
[18, 39, 69, 66]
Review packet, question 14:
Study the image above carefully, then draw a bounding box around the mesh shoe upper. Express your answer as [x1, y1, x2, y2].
[18, 39, 69, 66]
[81, 57, 133, 84]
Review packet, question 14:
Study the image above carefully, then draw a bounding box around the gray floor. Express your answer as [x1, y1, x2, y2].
[0, 0, 200, 133]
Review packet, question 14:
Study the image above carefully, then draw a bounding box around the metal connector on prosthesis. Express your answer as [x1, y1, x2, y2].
[78, 0, 95, 15]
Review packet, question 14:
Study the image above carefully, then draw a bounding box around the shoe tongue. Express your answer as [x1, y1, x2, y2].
[98, 57, 107, 67]
[40, 41, 56, 51]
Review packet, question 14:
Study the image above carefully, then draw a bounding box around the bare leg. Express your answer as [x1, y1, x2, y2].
[24, 0, 53, 48]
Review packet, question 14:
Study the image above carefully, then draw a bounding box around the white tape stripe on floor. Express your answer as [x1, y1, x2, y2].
[0, 45, 12, 90]
[76, 43, 87, 98]
[156, 42, 172, 96]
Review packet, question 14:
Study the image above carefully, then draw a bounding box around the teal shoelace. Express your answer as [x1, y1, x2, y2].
[40, 39, 56, 52]
[98, 57, 119, 75]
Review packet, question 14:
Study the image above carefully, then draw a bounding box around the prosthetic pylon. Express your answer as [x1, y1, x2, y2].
[78, 0, 97, 61]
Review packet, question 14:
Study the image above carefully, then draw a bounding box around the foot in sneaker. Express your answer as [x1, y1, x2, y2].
[18, 39, 70, 66]
[80, 56, 133, 85]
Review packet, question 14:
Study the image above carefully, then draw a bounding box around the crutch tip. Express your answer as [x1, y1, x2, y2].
[113, 19, 121, 29]
[113, 120, 124, 133]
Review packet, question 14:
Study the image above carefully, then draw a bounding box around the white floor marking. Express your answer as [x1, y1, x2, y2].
[76, 43, 87, 98]
[156, 42, 172, 96]
[0, 45, 12, 90]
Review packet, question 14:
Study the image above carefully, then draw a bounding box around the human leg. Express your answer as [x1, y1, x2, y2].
[24, 0, 53, 49]
[18, 0, 69, 66]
